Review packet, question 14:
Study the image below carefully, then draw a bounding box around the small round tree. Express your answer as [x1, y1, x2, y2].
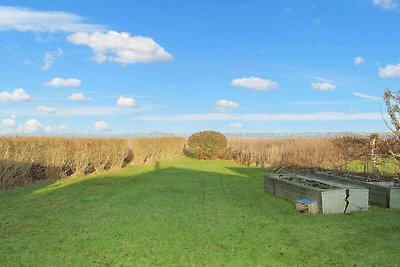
[187, 131, 227, 160]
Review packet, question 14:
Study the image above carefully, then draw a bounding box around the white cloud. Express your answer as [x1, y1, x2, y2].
[133, 112, 382, 122]
[17, 119, 51, 133]
[304, 75, 331, 83]
[0, 6, 105, 33]
[67, 31, 173, 64]
[116, 96, 138, 108]
[215, 99, 239, 112]
[37, 105, 56, 114]
[0, 106, 142, 118]
[311, 82, 336, 91]
[67, 93, 89, 101]
[58, 124, 68, 131]
[43, 77, 81, 87]
[373, 0, 398, 10]
[94, 121, 110, 131]
[231, 77, 279, 91]
[21, 119, 42, 133]
[352, 92, 382, 101]
[230, 122, 243, 128]
[42, 47, 63, 70]
[48, 106, 143, 117]
[354, 56, 365, 66]
[0, 113, 17, 129]
[379, 64, 400, 78]
[0, 88, 31, 102]
[1, 117, 16, 128]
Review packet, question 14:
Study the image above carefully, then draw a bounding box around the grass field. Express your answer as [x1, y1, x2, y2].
[1, 157, 400, 266]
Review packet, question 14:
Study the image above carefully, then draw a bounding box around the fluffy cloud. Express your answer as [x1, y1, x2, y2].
[0, 88, 31, 102]
[42, 48, 63, 70]
[352, 92, 382, 101]
[1, 117, 17, 128]
[0, 6, 104, 32]
[67, 31, 173, 64]
[37, 105, 56, 114]
[43, 77, 81, 87]
[354, 56, 365, 66]
[58, 124, 68, 131]
[373, 0, 398, 10]
[0, 113, 17, 129]
[116, 96, 138, 108]
[94, 121, 110, 131]
[17, 119, 51, 133]
[215, 99, 239, 112]
[67, 93, 89, 101]
[231, 77, 279, 90]
[311, 82, 336, 91]
[230, 122, 243, 128]
[379, 64, 400, 78]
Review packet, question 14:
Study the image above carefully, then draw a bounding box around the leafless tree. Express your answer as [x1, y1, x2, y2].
[383, 90, 400, 162]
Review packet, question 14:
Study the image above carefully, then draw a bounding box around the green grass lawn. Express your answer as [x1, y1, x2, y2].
[1, 157, 400, 266]
[347, 157, 400, 176]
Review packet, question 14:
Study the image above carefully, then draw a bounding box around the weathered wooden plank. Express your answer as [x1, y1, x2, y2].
[265, 174, 323, 208]
[296, 174, 364, 189]
[273, 182, 321, 203]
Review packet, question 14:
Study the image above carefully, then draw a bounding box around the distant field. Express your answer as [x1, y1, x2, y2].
[1, 157, 399, 266]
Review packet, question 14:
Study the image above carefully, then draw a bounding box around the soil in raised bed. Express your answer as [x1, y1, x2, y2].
[282, 176, 339, 190]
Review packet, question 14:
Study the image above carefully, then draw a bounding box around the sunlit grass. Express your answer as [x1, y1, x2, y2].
[1, 157, 399, 266]
[347, 157, 400, 176]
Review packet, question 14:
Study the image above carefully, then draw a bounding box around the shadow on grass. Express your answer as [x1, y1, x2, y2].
[2, 159, 400, 266]
[23, 161, 276, 214]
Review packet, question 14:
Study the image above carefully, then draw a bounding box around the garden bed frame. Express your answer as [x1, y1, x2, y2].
[313, 171, 400, 209]
[264, 174, 369, 214]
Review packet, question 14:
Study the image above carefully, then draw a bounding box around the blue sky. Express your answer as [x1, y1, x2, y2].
[0, 0, 400, 135]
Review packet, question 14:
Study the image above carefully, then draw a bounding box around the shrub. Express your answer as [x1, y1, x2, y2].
[0, 136, 186, 188]
[187, 131, 227, 160]
[126, 137, 186, 165]
[331, 136, 369, 167]
[222, 138, 340, 168]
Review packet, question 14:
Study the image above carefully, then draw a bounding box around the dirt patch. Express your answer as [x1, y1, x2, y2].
[282, 176, 338, 189]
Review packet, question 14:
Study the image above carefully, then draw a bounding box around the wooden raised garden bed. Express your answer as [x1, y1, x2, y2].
[313, 171, 400, 209]
[264, 174, 369, 214]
